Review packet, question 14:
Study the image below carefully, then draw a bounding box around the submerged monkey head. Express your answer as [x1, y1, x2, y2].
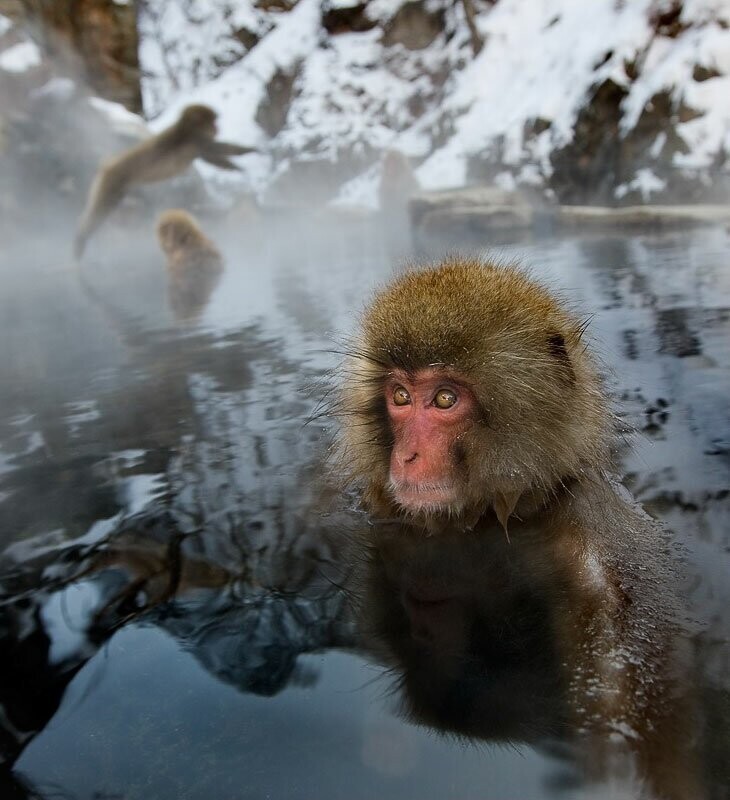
[339, 258, 612, 526]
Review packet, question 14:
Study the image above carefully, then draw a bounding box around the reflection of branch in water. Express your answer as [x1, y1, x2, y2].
[0, 504, 359, 773]
[0, 540, 108, 607]
[85, 527, 233, 637]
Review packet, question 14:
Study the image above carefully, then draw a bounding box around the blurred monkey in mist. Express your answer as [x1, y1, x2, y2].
[156, 209, 223, 322]
[377, 149, 420, 214]
[75, 104, 255, 258]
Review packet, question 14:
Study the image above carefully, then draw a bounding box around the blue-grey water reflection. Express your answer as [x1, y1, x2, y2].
[0, 217, 728, 799]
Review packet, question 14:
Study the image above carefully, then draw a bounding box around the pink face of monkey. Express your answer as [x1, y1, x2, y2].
[385, 367, 478, 513]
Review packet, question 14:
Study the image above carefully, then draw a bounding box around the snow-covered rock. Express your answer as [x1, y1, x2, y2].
[557, 203, 730, 229]
[136, 0, 730, 205]
[0, 40, 41, 73]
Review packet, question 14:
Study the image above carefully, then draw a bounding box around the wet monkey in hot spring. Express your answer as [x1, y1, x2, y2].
[338, 259, 611, 526]
[75, 104, 255, 258]
[335, 257, 702, 800]
[156, 209, 223, 322]
[335, 257, 680, 605]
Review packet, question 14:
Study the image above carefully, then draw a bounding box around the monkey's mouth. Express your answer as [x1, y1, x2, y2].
[388, 480, 458, 513]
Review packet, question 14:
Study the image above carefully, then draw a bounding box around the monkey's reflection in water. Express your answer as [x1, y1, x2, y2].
[360, 524, 703, 800]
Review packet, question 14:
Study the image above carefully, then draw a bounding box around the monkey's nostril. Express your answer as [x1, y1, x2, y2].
[405, 452, 418, 464]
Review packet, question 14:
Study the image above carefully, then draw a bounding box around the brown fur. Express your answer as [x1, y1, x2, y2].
[75, 104, 255, 258]
[339, 256, 612, 527]
[156, 209, 223, 322]
[359, 515, 701, 800]
[339, 257, 702, 798]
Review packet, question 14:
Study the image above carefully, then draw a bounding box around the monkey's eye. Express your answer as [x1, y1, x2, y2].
[392, 386, 411, 406]
[434, 388, 457, 409]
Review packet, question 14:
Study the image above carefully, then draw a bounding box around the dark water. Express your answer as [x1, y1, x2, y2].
[0, 216, 728, 799]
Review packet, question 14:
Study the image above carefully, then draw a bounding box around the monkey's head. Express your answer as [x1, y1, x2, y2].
[178, 104, 218, 140]
[339, 258, 611, 527]
[156, 209, 222, 270]
[156, 209, 207, 256]
[382, 149, 409, 176]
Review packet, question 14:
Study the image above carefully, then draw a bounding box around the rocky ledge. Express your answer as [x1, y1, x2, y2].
[409, 188, 730, 238]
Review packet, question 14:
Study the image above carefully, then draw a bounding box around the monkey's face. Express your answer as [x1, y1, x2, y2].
[385, 367, 478, 515]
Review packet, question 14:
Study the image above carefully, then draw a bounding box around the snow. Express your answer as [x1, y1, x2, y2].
[622, 21, 730, 169]
[140, 0, 275, 119]
[0, 14, 11, 37]
[88, 96, 149, 138]
[614, 169, 667, 201]
[146, 0, 323, 192]
[0, 40, 42, 73]
[326, 0, 365, 8]
[415, 0, 654, 188]
[494, 171, 517, 192]
[124, 473, 166, 516]
[137, 0, 730, 198]
[42, 583, 101, 664]
[332, 164, 380, 209]
[649, 132, 667, 160]
[682, 0, 730, 25]
[30, 76, 76, 101]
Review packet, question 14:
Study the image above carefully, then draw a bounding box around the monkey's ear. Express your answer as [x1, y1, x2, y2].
[547, 331, 568, 360]
[547, 331, 575, 382]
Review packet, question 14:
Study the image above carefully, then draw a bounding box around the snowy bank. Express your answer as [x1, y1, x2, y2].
[137, 0, 730, 205]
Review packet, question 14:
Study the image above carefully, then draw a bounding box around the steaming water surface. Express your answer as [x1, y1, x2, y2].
[0, 218, 728, 799]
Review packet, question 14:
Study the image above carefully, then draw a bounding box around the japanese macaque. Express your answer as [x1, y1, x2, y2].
[75, 104, 255, 258]
[377, 149, 419, 214]
[156, 209, 223, 321]
[339, 256, 611, 530]
[338, 256, 702, 798]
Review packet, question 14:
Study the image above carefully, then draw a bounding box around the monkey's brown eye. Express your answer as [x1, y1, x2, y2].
[434, 388, 457, 409]
[392, 386, 411, 406]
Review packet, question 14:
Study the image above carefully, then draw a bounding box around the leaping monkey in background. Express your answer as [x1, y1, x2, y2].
[74, 104, 255, 259]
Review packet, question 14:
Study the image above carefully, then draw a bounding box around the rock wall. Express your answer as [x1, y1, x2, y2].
[137, 0, 730, 207]
[2, 0, 729, 209]
[0, 0, 141, 111]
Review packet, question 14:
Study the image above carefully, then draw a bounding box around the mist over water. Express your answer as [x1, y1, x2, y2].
[0, 207, 729, 799]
